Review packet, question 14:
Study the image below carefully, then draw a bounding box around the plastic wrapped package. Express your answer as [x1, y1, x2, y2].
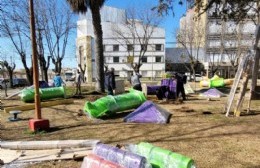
[20, 87, 65, 102]
[81, 154, 123, 168]
[93, 143, 151, 168]
[128, 142, 195, 168]
[124, 101, 171, 124]
[209, 78, 225, 88]
[224, 79, 233, 85]
[84, 89, 146, 118]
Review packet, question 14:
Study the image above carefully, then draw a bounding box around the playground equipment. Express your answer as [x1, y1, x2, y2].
[84, 89, 146, 118]
[225, 25, 260, 117]
[20, 87, 65, 103]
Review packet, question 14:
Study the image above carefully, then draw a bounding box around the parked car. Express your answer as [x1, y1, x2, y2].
[13, 78, 29, 87]
[191, 74, 203, 82]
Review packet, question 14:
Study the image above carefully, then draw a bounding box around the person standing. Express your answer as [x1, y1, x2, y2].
[131, 72, 142, 91]
[175, 73, 186, 100]
[75, 70, 83, 95]
[105, 67, 116, 95]
[53, 73, 65, 87]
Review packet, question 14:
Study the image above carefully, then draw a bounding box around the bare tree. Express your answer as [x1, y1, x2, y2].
[78, 64, 86, 82]
[112, 7, 162, 73]
[0, 1, 33, 84]
[0, 55, 16, 97]
[207, 51, 222, 77]
[176, 17, 205, 79]
[30, 0, 51, 82]
[39, 0, 75, 74]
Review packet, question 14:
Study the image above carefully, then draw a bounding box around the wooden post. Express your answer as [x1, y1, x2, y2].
[234, 65, 251, 116]
[247, 25, 260, 113]
[29, 0, 41, 119]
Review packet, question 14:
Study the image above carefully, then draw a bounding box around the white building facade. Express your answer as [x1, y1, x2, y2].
[76, 6, 166, 82]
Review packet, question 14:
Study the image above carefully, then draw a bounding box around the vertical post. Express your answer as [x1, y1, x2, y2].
[29, 0, 41, 119]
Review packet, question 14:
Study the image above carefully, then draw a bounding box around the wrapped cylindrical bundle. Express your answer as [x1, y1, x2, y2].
[93, 143, 150, 168]
[81, 154, 123, 168]
[84, 89, 146, 118]
[131, 142, 195, 168]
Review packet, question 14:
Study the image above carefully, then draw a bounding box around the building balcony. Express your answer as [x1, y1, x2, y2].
[207, 34, 221, 40]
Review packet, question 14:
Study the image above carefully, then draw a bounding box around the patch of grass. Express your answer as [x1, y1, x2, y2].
[24, 129, 47, 136]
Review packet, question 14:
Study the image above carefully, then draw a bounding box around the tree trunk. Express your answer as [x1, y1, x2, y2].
[91, 6, 105, 92]
[8, 70, 13, 88]
[52, 58, 62, 74]
[21, 54, 33, 85]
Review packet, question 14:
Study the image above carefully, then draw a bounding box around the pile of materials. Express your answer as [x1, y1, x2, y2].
[81, 142, 195, 168]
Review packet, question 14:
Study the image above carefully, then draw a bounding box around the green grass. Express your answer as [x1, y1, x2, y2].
[24, 129, 47, 136]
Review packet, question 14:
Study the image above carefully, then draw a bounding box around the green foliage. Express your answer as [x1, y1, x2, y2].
[156, 0, 259, 23]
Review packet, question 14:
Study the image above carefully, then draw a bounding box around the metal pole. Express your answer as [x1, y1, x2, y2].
[29, 0, 41, 119]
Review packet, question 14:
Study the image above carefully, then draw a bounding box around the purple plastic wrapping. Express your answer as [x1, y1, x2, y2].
[161, 79, 177, 92]
[93, 143, 149, 168]
[147, 86, 161, 95]
[200, 88, 225, 98]
[123, 151, 147, 168]
[124, 101, 171, 124]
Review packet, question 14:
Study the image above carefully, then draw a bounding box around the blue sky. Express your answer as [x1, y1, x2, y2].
[0, 0, 186, 69]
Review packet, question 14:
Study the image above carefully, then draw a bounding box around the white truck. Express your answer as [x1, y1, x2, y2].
[64, 71, 76, 81]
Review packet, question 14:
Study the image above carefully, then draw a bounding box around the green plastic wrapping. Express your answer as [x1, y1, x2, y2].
[20, 87, 65, 103]
[209, 78, 225, 88]
[136, 142, 195, 168]
[84, 89, 146, 118]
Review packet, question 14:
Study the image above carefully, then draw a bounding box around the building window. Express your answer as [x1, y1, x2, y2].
[113, 45, 119, 51]
[141, 44, 147, 51]
[113, 56, 119, 63]
[155, 56, 163, 63]
[127, 44, 133, 51]
[142, 56, 147, 63]
[155, 44, 162, 51]
[141, 71, 148, 77]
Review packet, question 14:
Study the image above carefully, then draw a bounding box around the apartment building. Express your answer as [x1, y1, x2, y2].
[179, 0, 257, 78]
[76, 6, 165, 82]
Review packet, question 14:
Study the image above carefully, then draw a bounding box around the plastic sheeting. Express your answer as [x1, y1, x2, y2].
[199, 88, 226, 98]
[147, 86, 161, 95]
[81, 154, 123, 168]
[200, 75, 226, 88]
[20, 87, 65, 103]
[93, 143, 150, 168]
[128, 142, 195, 168]
[84, 89, 146, 118]
[124, 101, 171, 124]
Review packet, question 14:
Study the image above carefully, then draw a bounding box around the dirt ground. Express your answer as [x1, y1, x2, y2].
[1, 86, 260, 168]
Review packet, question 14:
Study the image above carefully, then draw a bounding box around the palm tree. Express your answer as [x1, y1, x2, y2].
[66, 0, 106, 92]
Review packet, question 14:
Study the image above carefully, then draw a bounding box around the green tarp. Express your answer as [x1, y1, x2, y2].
[84, 89, 146, 118]
[20, 87, 65, 103]
[136, 142, 195, 168]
